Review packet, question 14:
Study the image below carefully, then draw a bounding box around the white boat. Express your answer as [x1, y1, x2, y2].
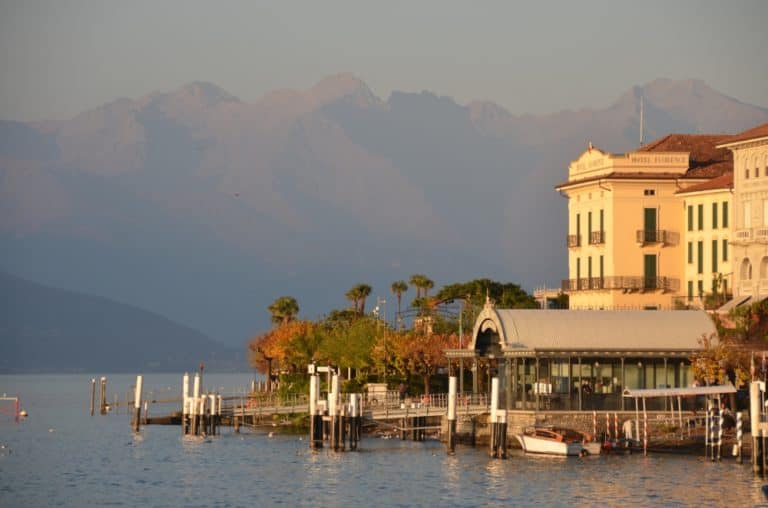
[515, 427, 598, 456]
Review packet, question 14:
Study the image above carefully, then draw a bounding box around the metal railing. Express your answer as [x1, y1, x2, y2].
[589, 231, 605, 245]
[636, 229, 669, 245]
[735, 229, 752, 242]
[567, 235, 581, 248]
[562, 275, 679, 292]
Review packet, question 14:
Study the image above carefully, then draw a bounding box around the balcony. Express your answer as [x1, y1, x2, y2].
[636, 229, 671, 245]
[562, 275, 679, 293]
[567, 235, 581, 248]
[756, 228, 768, 242]
[734, 229, 752, 243]
[589, 231, 605, 245]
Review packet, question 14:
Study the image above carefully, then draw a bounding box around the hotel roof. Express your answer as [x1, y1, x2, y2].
[676, 171, 733, 194]
[717, 123, 768, 146]
[637, 133, 733, 178]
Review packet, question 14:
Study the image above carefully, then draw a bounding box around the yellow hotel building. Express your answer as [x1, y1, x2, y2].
[556, 135, 732, 310]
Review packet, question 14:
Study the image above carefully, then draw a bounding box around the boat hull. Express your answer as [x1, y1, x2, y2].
[515, 434, 585, 456]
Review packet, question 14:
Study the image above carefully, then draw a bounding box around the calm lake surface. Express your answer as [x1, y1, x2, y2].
[1, 374, 766, 507]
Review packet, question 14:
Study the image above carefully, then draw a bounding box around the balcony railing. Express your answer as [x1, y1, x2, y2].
[562, 275, 679, 293]
[567, 235, 581, 248]
[756, 228, 768, 242]
[589, 231, 605, 245]
[636, 229, 670, 245]
[734, 229, 752, 242]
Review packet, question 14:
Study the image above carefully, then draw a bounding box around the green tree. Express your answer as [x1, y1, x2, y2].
[436, 278, 537, 309]
[267, 296, 300, 325]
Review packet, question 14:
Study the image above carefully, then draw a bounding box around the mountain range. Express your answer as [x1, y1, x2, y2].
[1, 74, 767, 349]
[0, 272, 245, 373]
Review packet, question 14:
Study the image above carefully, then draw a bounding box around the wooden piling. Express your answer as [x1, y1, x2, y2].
[737, 411, 743, 464]
[191, 373, 200, 436]
[447, 376, 457, 455]
[751, 381, 761, 474]
[90, 378, 96, 416]
[489, 377, 499, 458]
[99, 377, 107, 415]
[132, 375, 143, 432]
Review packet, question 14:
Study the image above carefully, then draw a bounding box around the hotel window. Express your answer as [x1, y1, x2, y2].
[687, 242, 693, 264]
[697, 204, 703, 231]
[746, 168, 750, 179]
[757, 165, 761, 178]
[576, 213, 581, 244]
[687, 281, 693, 302]
[599, 255, 604, 284]
[644, 189, 655, 196]
[643, 254, 657, 289]
[697, 241, 703, 274]
[599, 209, 604, 239]
[588, 256, 592, 284]
[588, 212, 592, 238]
[576, 258, 581, 289]
[723, 239, 728, 262]
[723, 202, 729, 228]
[697, 280, 704, 298]
[712, 203, 718, 229]
[687, 205, 693, 231]
[712, 240, 718, 273]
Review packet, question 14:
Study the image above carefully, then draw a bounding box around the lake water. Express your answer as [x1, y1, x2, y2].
[1, 374, 767, 507]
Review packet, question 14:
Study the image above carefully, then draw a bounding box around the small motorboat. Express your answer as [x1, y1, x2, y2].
[516, 426, 597, 456]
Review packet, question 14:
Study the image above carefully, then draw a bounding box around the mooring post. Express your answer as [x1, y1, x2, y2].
[447, 376, 457, 455]
[181, 373, 189, 435]
[208, 394, 216, 435]
[132, 375, 143, 432]
[349, 393, 358, 451]
[737, 411, 743, 464]
[718, 405, 724, 461]
[489, 377, 499, 458]
[309, 374, 317, 449]
[191, 373, 200, 436]
[99, 376, 107, 415]
[498, 410, 508, 459]
[90, 378, 96, 416]
[642, 398, 648, 456]
[751, 381, 761, 474]
[330, 374, 339, 451]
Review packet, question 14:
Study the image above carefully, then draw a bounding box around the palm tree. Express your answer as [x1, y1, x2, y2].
[390, 280, 408, 326]
[410, 274, 427, 299]
[267, 296, 299, 325]
[345, 287, 360, 314]
[423, 277, 434, 299]
[346, 283, 372, 315]
[355, 283, 372, 315]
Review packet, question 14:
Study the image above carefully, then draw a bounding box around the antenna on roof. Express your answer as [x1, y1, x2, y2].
[639, 95, 644, 147]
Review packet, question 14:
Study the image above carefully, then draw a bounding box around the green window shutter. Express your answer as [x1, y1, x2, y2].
[723, 202, 729, 228]
[722, 239, 728, 262]
[697, 280, 704, 298]
[712, 240, 718, 273]
[687, 281, 693, 301]
[697, 204, 703, 231]
[644, 254, 657, 289]
[697, 241, 703, 274]
[687, 242, 693, 264]
[712, 203, 718, 229]
[688, 206, 693, 231]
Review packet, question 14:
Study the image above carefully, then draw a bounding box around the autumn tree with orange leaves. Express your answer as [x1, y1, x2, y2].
[388, 331, 459, 394]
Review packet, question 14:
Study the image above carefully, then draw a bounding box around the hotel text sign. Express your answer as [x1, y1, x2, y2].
[629, 154, 687, 165]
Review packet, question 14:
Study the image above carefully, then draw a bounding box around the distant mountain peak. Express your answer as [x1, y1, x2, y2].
[175, 81, 240, 106]
[308, 73, 383, 109]
[468, 100, 511, 123]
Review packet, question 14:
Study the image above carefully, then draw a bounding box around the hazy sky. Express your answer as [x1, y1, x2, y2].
[1, 0, 767, 122]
